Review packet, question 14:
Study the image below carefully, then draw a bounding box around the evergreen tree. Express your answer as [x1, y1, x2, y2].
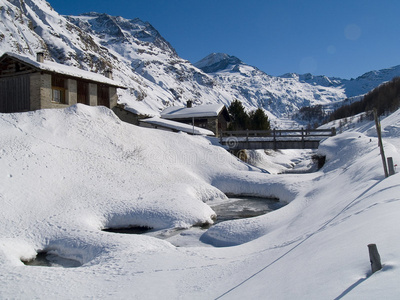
[249, 108, 270, 130]
[328, 76, 400, 122]
[228, 99, 249, 130]
[227, 100, 270, 131]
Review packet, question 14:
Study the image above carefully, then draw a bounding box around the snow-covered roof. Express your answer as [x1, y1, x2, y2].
[0, 52, 126, 88]
[140, 117, 215, 136]
[161, 104, 227, 119]
[123, 103, 159, 117]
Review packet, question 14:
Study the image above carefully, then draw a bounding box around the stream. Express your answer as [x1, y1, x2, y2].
[23, 196, 285, 266]
[143, 196, 285, 247]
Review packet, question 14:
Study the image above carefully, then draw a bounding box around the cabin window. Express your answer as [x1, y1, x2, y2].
[51, 75, 66, 104]
[97, 84, 109, 107]
[77, 81, 88, 104]
[52, 88, 64, 103]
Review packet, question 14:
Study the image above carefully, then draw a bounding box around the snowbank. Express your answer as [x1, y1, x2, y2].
[1, 105, 400, 299]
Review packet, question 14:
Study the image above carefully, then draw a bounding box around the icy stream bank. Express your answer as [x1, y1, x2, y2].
[100, 196, 285, 248]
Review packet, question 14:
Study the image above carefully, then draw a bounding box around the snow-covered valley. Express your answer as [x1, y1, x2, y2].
[1, 0, 400, 298]
[1, 105, 400, 299]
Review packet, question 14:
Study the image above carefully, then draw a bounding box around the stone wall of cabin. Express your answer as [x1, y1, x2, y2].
[109, 87, 117, 108]
[37, 73, 69, 110]
[29, 73, 45, 110]
[29, 74, 117, 110]
[205, 118, 218, 136]
[18, 71, 119, 112]
[203, 115, 228, 136]
[217, 114, 229, 136]
[89, 83, 97, 106]
[30, 72, 66, 110]
[66, 79, 77, 106]
[112, 105, 139, 125]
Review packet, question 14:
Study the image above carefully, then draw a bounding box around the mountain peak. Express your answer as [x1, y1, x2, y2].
[67, 12, 178, 56]
[194, 53, 242, 73]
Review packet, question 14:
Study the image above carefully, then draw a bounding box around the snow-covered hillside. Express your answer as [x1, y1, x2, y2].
[195, 53, 346, 118]
[1, 104, 400, 299]
[196, 53, 400, 118]
[2, 0, 400, 121]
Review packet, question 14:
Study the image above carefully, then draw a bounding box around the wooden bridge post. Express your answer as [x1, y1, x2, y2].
[301, 127, 305, 149]
[246, 129, 249, 148]
[273, 128, 276, 150]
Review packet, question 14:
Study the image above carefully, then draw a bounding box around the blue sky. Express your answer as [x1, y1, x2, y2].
[49, 0, 400, 79]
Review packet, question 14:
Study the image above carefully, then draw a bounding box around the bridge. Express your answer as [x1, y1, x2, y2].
[219, 128, 336, 150]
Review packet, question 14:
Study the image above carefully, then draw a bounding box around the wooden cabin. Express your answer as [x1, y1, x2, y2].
[160, 101, 230, 136]
[0, 52, 126, 113]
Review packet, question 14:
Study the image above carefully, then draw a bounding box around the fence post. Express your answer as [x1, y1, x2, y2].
[373, 109, 389, 178]
[273, 128, 276, 150]
[301, 127, 305, 149]
[368, 244, 382, 274]
[387, 157, 395, 176]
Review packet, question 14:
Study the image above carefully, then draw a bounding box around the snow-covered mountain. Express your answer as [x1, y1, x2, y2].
[65, 12, 226, 113]
[196, 53, 400, 118]
[1, 0, 400, 122]
[195, 53, 346, 118]
[281, 65, 400, 100]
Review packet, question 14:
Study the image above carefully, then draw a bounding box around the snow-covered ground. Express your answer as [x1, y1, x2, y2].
[1, 104, 399, 299]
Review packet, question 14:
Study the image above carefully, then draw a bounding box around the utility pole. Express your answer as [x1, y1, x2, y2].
[373, 109, 389, 178]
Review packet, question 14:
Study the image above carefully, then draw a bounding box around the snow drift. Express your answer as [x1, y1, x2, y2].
[1, 105, 400, 299]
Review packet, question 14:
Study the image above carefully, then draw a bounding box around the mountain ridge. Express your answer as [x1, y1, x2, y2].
[194, 53, 243, 73]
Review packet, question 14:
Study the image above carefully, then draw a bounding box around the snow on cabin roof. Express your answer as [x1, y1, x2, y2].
[0, 52, 126, 89]
[140, 117, 215, 136]
[161, 104, 227, 119]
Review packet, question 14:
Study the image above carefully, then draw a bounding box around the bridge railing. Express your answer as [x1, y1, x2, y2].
[219, 128, 336, 150]
[220, 128, 336, 139]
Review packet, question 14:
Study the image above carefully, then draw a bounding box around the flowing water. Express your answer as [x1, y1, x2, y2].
[24, 196, 285, 266]
[146, 196, 285, 247]
[211, 196, 285, 224]
[22, 251, 82, 268]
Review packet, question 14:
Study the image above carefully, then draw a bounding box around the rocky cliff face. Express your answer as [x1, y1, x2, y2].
[1, 0, 400, 123]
